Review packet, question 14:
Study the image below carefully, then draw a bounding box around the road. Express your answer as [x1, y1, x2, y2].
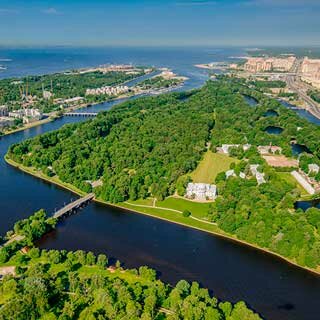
[285, 59, 320, 119]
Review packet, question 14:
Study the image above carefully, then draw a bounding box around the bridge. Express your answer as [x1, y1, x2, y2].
[53, 193, 95, 219]
[64, 112, 98, 117]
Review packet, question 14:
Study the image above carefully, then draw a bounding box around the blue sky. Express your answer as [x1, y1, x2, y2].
[0, 0, 319, 46]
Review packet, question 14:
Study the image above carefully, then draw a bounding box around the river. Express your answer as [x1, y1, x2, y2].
[0, 47, 320, 320]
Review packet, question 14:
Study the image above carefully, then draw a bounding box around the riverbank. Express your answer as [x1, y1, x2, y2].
[5, 156, 320, 277]
[0, 93, 131, 138]
[2, 116, 58, 136]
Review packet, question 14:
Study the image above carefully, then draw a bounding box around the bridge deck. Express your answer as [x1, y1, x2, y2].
[53, 193, 95, 219]
[64, 112, 98, 117]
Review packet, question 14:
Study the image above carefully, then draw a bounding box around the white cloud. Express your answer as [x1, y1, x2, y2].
[243, 0, 320, 6]
[0, 8, 18, 15]
[42, 7, 61, 15]
[176, 0, 217, 6]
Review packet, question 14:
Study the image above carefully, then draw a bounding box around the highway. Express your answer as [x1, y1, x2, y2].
[285, 59, 320, 119]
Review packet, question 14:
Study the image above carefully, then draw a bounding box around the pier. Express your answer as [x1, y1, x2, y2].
[53, 193, 95, 219]
[64, 112, 98, 117]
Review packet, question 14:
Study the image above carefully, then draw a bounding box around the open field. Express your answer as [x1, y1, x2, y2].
[189, 151, 238, 183]
[157, 197, 211, 219]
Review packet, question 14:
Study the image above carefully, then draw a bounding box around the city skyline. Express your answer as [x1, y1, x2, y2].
[0, 0, 319, 46]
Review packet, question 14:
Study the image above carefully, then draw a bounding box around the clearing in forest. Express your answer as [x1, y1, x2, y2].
[190, 150, 238, 184]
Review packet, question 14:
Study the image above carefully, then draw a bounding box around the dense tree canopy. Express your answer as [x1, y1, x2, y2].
[0, 247, 261, 320]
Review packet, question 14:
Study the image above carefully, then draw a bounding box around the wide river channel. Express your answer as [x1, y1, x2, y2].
[0, 47, 320, 320]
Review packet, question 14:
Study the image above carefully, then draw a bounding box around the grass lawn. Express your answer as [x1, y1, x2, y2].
[157, 197, 210, 219]
[126, 198, 154, 206]
[121, 202, 222, 234]
[189, 150, 238, 183]
[278, 172, 309, 198]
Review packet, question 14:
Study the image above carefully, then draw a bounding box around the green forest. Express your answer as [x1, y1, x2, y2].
[7, 77, 320, 269]
[0, 69, 146, 105]
[0, 250, 261, 320]
[137, 76, 183, 90]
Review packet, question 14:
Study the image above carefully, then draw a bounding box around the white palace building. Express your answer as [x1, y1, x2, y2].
[186, 183, 217, 201]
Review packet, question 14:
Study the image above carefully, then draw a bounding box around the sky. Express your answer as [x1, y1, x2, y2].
[0, 0, 319, 47]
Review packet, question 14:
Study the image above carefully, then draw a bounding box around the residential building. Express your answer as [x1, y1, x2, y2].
[0, 117, 15, 129]
[258, 145, 282, 155]
[301, 57, 320, 89]
[43, 90, 53, 100]
[239, 172, 246, 179]
[9, 108, 42, 124]
[308, 164, 320, 175]
[86, 85, 129, 96]
[291, 170, 315, 195]
[217, 144, 251, 155]
[250, 164, 266, 185]
[0, 105, 8, 117]
[244, 56, 296, 73]
[225, 169, 236, 179]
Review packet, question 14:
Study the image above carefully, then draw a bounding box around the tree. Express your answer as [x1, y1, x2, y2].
[138, 266, 156, 281]
[28, 247, 40, 259]
[182, 210, 191, 217]
[176, 280, 190, 296]
[86, 251, 96, 265]
[97, 254, 108, 269]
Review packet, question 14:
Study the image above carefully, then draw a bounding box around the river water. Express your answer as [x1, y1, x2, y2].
[0, 47, 320, 320]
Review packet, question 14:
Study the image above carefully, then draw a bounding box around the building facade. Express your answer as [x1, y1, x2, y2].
[186, 183, 217, 201]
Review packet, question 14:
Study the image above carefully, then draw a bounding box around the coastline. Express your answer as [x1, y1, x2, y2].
[5, 156, 320, 277]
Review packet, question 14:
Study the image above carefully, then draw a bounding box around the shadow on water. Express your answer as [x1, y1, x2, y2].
[291, 143, 312, 156]
[295, 198, 320, 211]
[264, 109, 279, 117]
[243, 94, 258, 107]
[264, 126, 284, 134]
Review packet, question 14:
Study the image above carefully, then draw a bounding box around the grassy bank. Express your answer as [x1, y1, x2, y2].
[4, 156, 320, 276]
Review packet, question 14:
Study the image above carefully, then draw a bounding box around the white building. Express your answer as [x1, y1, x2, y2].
[0, 117, 15, 129]
[250, 164, 266, 185]
[43, 90, 53, 100]
[291, 170, 315, 195]
[225, 169, 236, 179]
[0, 105, 8, 117]
[239, 172, 246, 179]
[9, 108, 42, 124]
[258, 145, 282, 155]
[218, 144, 251, 155]
[308, 164, 320, 175]
[86, 85, 129, 96]
[186, 183, 217, 201]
